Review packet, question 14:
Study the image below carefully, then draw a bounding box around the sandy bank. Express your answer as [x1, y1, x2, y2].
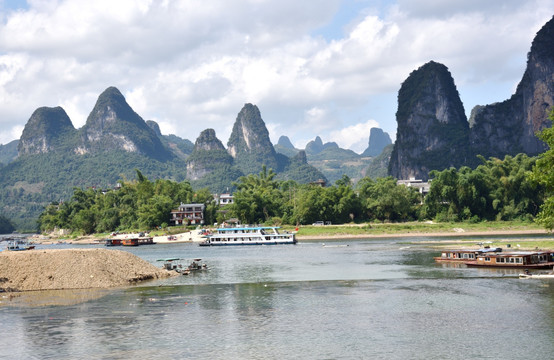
[0, 248, 174, 292]
[297, 229, 551, 241]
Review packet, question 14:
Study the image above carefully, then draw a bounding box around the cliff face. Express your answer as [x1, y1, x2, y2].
[227, 104, 280, 173]
[18, 106, 78, 155]
[389, 61, 469, 180]
[361, 128, 392, 157]
[186, 129, 233, 180]
[80, 87, 172, 160]
[469, 15, 554, 159]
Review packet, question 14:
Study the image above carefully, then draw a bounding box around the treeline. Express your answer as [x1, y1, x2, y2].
[228, 155, 543, 225]
[39, 170, 217, 234]
[39, 152, 546, 235]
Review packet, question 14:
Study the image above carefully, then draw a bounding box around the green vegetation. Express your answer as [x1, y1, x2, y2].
[531, 109, 554, 230]
[0, 214, 15, 234]
[36, 148, 551, 235]
[38, 170, 215, 234]
[0, 151, 187, 231]
[422, 154, 542, 222]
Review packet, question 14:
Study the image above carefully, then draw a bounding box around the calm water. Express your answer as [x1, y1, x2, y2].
[1, 236, 554, 359]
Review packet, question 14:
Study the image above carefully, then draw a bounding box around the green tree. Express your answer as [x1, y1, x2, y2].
[358, 177, 419, 222]
[531, 108, 554, 230]
[0, 214, 15, 234]
[230, 166, 284, 224]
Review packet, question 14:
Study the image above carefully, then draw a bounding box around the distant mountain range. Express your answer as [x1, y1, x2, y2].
[0, 86, 391, 229]
[2, 15, 551, 230]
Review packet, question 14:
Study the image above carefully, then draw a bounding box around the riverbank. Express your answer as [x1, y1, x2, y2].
[24, 221, 552, 247]
[0, 248, 175, 292]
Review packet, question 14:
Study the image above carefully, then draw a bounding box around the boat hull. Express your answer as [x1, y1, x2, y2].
[466, 262, 554, 269]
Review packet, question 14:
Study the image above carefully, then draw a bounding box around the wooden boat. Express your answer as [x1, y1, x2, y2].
[434, 248, 502, 263]
[466, 251, 554, 269]
[158, 258, 208, 275]
[199, 225, 296, 246]
[5, 239, 35, 251]
[122, 238, 139, 246]
[109, 233, 155, 246]
[105, 238, 122, 246]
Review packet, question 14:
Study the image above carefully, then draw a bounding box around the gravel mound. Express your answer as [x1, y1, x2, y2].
[0, 248, 172, 292]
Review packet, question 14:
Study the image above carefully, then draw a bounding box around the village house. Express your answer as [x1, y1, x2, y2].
[218, 193, 234, 206]
[170, 203, 205, 226]
[397, 177, 431, 200]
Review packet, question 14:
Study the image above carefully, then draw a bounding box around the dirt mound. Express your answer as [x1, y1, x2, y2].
[0, 248, 172, 292]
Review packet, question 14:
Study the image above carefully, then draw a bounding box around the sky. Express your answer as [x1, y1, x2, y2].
[1, 1, 553, 153]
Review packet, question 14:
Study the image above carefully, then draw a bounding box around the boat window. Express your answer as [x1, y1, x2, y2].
[485, 257, 490, 262]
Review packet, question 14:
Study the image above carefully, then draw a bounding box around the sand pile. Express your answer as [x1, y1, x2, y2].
[0, 248, 173, 292]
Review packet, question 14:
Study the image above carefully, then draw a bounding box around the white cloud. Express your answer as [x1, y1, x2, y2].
[0, 0, 553, 152]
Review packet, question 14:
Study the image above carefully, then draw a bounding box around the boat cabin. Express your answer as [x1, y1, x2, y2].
[434, 248, 502, 262]
[467, 251, 554, 269]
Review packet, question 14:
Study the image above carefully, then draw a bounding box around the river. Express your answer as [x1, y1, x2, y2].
[1, 235, 553, 359]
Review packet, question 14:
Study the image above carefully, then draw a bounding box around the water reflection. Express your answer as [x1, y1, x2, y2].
[0, 288, 112, 307]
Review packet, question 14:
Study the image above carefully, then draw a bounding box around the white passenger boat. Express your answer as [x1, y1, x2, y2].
[199, 226, 296, 246]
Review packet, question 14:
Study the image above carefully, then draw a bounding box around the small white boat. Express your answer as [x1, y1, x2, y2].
[200, 226, 296, 246]
[519, 272, 554, 279]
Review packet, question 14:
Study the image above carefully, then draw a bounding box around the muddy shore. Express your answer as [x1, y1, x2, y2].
[0, 248, 174, 292]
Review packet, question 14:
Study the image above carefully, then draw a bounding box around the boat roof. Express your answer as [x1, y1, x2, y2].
[215, 226, 280, 231]
[478, 251, 552, 257]
[443, 248, 501, 253]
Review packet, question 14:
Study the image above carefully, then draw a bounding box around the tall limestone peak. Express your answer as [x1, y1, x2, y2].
[277, 135, 295, 149]
[81, 87, 171, 160]
[18, 106, 78, 155]
[361, 128, 392, 157]
[470, 16, 554, 159]
[305, 136, 324, 155]
[186, 129, 234, 181]
[227, 103, 280, 173]
[389, 61, 469, 180]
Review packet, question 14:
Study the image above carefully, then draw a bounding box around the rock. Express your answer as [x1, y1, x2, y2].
[18, 107, 77, 155]
[227, 103, 280, 173]
[361, 128, 392, 157]
[80, 87, 172, 160]
[469, 15, 554, 159]
[389, 61, 469, 181]
[186, 129, 234, 180]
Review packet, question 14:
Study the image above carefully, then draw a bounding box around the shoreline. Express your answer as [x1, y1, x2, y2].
[24, 228, 552, 246]
[297, 229, 551, 240]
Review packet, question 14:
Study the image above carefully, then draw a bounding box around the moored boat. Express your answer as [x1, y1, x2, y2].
[200, 225, 296, 246]
[434, 247, 502, 263]
[466, 251, 554, 269]
[158, 258, 208, 275]
[108, 233, 155, 246]
[4, 239, 35, 251]
[105, 238, 122, 246]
